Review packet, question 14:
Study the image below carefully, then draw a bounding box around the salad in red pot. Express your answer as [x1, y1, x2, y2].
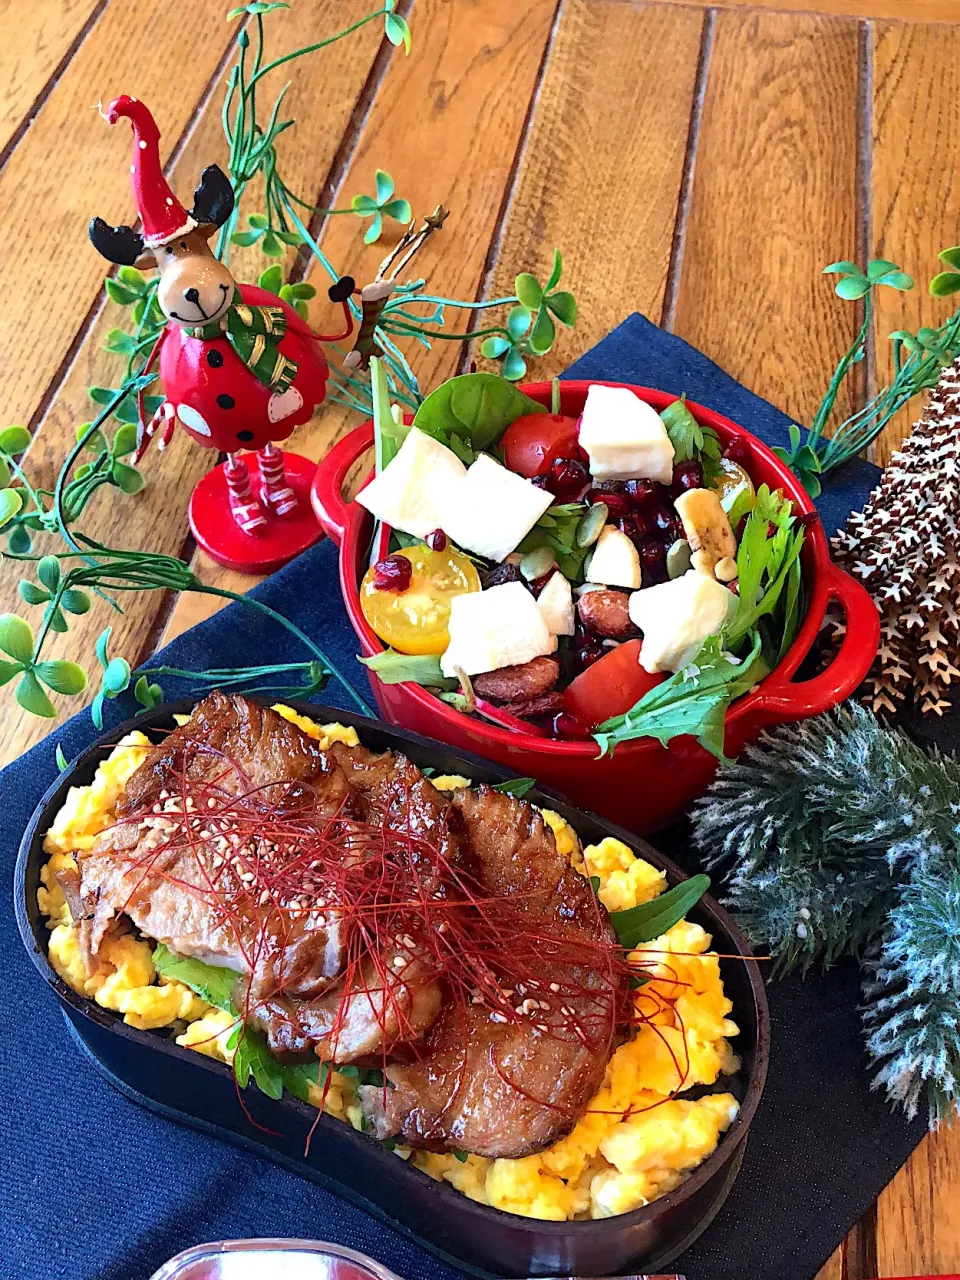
[351, 365, 808, 762]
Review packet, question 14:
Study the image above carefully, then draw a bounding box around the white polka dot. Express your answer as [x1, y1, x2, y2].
[176, 404, 211, 437]
[139, 140, 147, 149]
[165, 197, 173, 205]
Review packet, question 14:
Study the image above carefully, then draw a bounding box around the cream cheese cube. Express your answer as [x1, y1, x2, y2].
[586, 525, 642, 590]
[578, 384, 675, 483]
[536, 571, 575, 636]
[437, 453, 553, 563]
[628, 569, 735, 673]
[441, 581, 557, 678]
[355, 428, 467, 539]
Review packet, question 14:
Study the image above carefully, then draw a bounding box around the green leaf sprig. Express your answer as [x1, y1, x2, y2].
[659, 397, 723, 487]
[0, 613, 86, 719]
[782, 252, 960, 483]
[593, 635, 763, 763]
[609, 874, 711, 949]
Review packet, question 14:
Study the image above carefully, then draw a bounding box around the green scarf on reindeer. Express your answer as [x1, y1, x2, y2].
[196, 287, 297, 394]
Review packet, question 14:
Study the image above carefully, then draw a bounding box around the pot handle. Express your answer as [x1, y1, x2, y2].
[311, 420, 374, 546]
[750, 562, 880, 724]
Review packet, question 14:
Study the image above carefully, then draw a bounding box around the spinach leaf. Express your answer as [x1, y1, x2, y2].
[593, 634, 763, 762]
[610, 874, 711, 949]
[660, 397, 723, 486]
[359, 649, 457, 688]
[412, 373, 545, 452]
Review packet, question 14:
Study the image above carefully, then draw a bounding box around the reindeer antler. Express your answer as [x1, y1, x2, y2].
[343, 205, 449, 372]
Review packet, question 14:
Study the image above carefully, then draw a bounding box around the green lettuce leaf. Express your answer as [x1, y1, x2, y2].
[153, 944, 236, 1011]
[153, 945, 319, 1103]
[359, 649, 456, 688]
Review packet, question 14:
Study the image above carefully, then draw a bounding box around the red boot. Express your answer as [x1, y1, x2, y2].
[224, 455, 267, 535]
[258, 442, 300, 518]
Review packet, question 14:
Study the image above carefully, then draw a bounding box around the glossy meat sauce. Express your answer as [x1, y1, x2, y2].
[75, 694, 626, 1157]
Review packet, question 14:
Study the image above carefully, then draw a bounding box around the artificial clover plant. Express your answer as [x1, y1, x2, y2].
[780, 252, 960, 489]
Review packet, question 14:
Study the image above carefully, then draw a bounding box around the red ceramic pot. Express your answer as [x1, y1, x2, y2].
[311, 381, 880, 834]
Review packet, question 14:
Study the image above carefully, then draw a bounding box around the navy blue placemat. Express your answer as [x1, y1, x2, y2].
[1, 316, 918, 1280]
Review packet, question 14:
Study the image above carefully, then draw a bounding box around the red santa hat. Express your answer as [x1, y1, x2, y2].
[103, 96, 196, 247]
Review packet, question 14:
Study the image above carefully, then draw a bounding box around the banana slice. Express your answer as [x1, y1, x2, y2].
[674, 487, 737, 577]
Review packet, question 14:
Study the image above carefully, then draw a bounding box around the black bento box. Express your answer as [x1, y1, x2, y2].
[15, 699, 769, 1279]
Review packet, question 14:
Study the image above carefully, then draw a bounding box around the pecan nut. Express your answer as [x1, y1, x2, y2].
[472, 656, 560, 703]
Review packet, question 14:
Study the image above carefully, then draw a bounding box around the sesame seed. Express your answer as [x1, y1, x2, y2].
[489, 1012, 507, 1023]
[535, 1023, 548, 1032]
[207, 798, 217, 809]
[521, 999, 539, 1015]
[549, 983, 560, 993]
[211, 855, 224, 869]
[392, 955, 407, 970]
[258, 889, 271, 905]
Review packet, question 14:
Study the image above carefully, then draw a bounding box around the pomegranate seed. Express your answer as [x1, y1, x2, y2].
[631, 509, 656, 542]
[373, 554, 412, 592]
[672, 460, 703, 493]
[528, 571, 554, 597]
[616, 515, 640, 544]
[653, 505, 675, 534]
[549, 457, 589, 499]
[425, 528, 447, 551]
[531, 473, 554, 492]
[640, 541, 666, 570]
[551, 711, 593, 739]
[585, 487, 632, 517]
[724, 436, 751, 466]
[625, 478, 658, 508]
[575, 639, 605, 670]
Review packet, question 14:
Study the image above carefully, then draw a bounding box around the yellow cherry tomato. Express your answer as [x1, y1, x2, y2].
[712, 456, 756, 518]
[360, 544, 481, 655]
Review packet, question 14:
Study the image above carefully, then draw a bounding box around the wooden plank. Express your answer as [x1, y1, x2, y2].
[483, 0, 706, 372]
[0, 0, 103, 160]
[0, 2, 385, 765]
[875, 1127, 960, 1275]
[0, 0, 235, 435]
[162, 0, 560, 643]
[870, 21, 960, 462]
[660, 0, 960, 24]
[672, 10, 861, 432]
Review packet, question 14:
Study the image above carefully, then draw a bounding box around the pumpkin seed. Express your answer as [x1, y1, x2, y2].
[520, 546, 557, 581]
[666, 539, 692, 579]
[576, 502, 609, 548]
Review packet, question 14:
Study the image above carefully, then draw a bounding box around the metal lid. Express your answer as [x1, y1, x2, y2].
[148, 1240, 404, 1280]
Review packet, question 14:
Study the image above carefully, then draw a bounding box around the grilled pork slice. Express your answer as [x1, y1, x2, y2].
[361, 786, 625, 1159]
[75, 694, 456, 1063]
[78, 692, 351, 969]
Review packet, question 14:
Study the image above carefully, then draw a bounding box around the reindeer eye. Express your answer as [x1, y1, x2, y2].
[179, 241, 187, 249]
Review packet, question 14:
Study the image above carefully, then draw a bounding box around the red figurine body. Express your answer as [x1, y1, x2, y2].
[89, 96, 355, 572]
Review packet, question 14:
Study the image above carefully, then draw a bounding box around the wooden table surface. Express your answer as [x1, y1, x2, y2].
[2, 0, 958, 1275]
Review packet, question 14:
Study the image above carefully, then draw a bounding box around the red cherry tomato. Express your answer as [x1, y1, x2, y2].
[501, 413, 580, 478]
[562, 639, 665, 728]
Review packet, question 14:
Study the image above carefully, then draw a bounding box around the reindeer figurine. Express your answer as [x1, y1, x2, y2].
[89, 96, 355, 571]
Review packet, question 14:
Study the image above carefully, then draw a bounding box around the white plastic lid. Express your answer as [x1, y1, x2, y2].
[148, 1239, 404, 1280]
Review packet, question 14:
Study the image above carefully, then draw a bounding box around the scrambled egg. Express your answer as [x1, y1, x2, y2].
[39, 710, 740, 1222]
